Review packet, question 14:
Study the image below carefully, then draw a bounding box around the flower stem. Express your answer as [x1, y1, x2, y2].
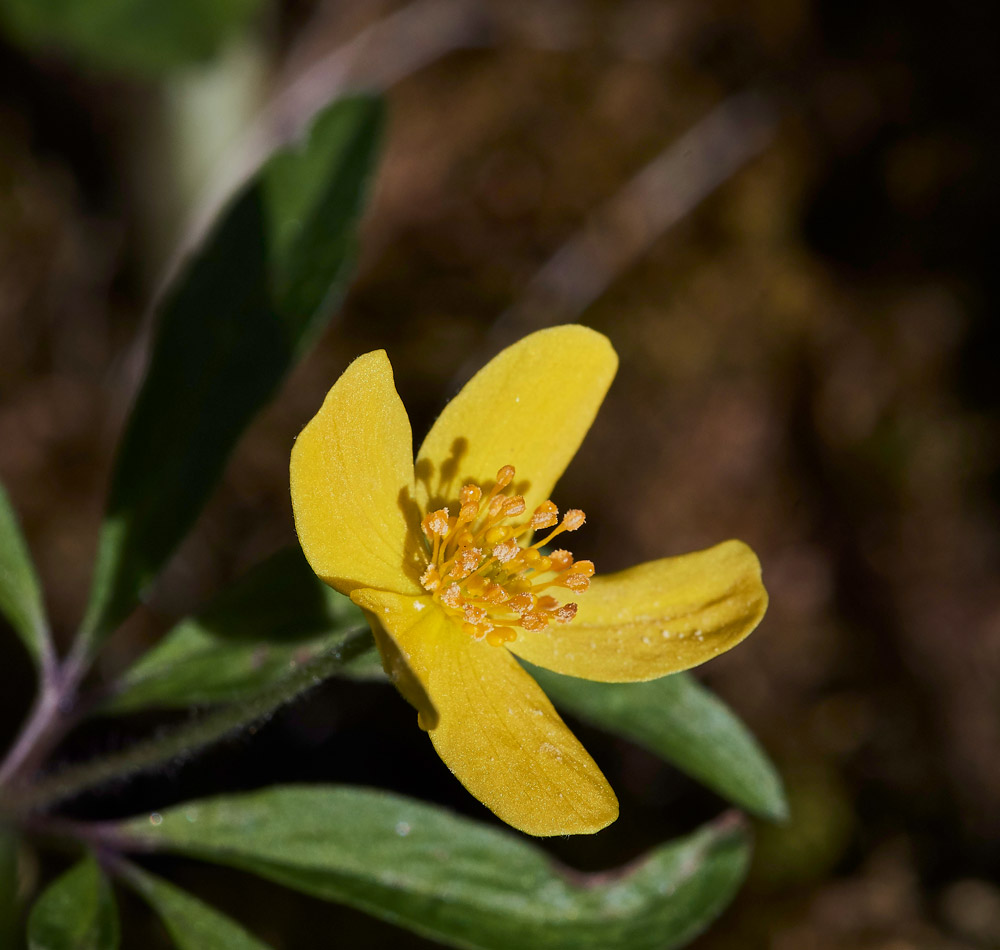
[6, 628, 372, 816]
[0, 649, 88, 792]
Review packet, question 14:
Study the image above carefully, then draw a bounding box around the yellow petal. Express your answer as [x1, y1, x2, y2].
[507, 540, 767, 681]
[290, 351, 423, 597]
[415, 325, 617, 515]
[352, 588, 619, 837]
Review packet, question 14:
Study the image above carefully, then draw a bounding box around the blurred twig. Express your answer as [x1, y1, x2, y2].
[453, 89, 780, 385]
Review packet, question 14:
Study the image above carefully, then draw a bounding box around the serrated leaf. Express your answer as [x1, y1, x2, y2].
[0, 482, 50, 669]
[528, 666, 787, 822]
[80, 95, 383, 649]
[116, 786, 750, 950]
[104, 548, 366, 713]
[118, 862, 271, 950]
[0, 0, 263, 75]
[27, 856, 119, 950]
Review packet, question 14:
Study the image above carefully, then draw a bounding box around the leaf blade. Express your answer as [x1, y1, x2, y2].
[117, 862, 272, 950]
[23, 631, 373, 813]
[27, 856, 119, 950]
[0, 482, 50, 669]
[0, 0, 263, 75]
[104, 547, 366, 713]
[116, 785, 750, 950]
[80, 95, 383, 649]
[529, 666, 787, 821]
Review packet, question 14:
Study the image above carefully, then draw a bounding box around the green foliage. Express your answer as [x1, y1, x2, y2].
[27, 632, 373, 813]
[117, 786, 750, 950]
[0, 481, 50, 669]
[316, 638, 786, 821]
[0, 0, 262, 75]
[27, 856, 119, 950]
[529, 666, 788, 822]
[80, 96, 383, 649]
[119, 862, 272, 950]
[104, 548, 366, 712]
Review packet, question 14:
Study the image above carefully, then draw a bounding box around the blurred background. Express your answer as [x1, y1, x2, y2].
[1, 0, 999, 947]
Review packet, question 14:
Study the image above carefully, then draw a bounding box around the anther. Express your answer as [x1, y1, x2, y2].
[418, 460, 592, 646]
[421, 508, 450, 539]
[530, 501, 559, 529]
[420, 565, 441, 591]
[463, 604, 488, 625]
[459, 484, 481, 521]
[454, 546, 483, 577]
[549, 550, 574, 571]
[492, 539, 520, 564]
[503, 495, 526, 517]
[509, 592, 535, 614]
[553, 603, 578, 624]
[564, 573, 590, 592]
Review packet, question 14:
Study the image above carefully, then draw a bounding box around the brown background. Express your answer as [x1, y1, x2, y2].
[2, 0, 999, 946]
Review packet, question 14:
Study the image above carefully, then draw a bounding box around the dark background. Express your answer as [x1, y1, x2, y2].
[2, 0, 999, 946]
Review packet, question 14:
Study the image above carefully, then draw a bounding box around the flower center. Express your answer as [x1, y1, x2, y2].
[419, 464, 594, 647]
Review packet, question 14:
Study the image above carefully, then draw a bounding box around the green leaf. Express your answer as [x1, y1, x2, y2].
[117, 861, 271, 950]
[0, 0, 263, 75]
[27, 856, 119, 950]
[0, 482, 50, 669]
[319, 641, 786, 821]
[116, 786, 750, 950]
[23, 631, 373, 814]
[528, 666, 787, 822]
[80, 95, 383, 649]
[104, 548, 367, 713]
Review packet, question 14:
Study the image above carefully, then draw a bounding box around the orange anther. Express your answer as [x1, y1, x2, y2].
[509, 592, 535, 614]
[571, 559, 595, 577]
[492, 539, 520, 564]
[420, 565, 441, 592]
[520, 612, 548, 632]
[562, 509, 586, 531]
[530, 501, 559, 529]
[549, 549, 574, 571]
[553, 603, 578, 624]
[486, 626, 517, 647]
[463, 604, 488, 625]
[496, 465, 515, 488]
[503, 495, 526, 517]
[484, 583, 510, 605]
[455, 546, 483, 576]
[421, 508, 450, 538]
[564, 573, 590, 592]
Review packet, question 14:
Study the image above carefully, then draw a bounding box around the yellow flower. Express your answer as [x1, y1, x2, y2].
[290, 325, 767, 836]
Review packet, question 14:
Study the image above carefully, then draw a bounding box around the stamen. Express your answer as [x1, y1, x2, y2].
[418, 463, 593, 646]
[422, 508, 450, 539]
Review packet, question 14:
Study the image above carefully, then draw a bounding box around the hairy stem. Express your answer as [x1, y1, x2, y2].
[7, 628, 372, 816]
[0, 650, 88, 791]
